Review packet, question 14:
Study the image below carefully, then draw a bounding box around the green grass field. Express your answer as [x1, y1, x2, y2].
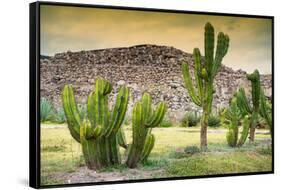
[41, 124, 272, 185]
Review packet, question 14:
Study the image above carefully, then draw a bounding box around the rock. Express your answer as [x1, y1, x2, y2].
[40, 44, 272, 119]
[117, 80, 126, 86]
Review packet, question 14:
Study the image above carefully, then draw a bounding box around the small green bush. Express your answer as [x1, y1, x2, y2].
[40, 97, 56, 122]
[181, 112, 200, 127]
[55, 107, 66, 124]
[184, 145, 200, 154]
[208, 113, 221, 128]
[159, 115, 173, 128]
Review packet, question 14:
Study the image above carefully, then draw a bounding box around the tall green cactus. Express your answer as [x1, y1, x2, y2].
[225, 97, 250, 147]
[260, 88, 272, 137]
[126, 93, 166, 168]
[62, 78, 129, 170]
[182, 22, 230, 150]
[236, 70, 261, 142]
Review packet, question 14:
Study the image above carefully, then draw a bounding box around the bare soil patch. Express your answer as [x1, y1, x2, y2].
[53, 166, 164, 184]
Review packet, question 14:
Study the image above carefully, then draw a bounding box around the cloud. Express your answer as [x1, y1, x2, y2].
[40, 5, 272, 74]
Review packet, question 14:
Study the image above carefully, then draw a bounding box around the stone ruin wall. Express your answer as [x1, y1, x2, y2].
[40, 45, 272, 121]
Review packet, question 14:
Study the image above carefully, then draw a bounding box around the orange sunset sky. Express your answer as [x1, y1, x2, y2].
[40, 5, 272, 74]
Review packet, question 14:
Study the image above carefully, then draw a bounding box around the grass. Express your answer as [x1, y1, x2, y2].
[41, 125, 272, 185]
[166, 151, 271, 177]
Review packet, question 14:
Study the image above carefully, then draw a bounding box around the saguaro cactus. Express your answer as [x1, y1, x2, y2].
[260, 88, 272, 137]
[126, 93, 166, 168]
[236, 70, 261, 142]
[62, 78, 129, 170]
[225, 97, 250, 147]
[182, 22, 230, 150]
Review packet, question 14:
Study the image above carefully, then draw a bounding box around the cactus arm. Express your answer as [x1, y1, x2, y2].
[246, 70, 261, 142]
[117, 128, 128, 149]
[87, 92, 97, 128]
[247, 70, 261, 112]
[204, 22, 215, 73]
[236, 88, 252, 115]
[94, 79, 111, 130]
[213, 33, 229, 75]
[205, 83, 214, 114]
[226, 126, 237, 147]
[105, 86, 129, 137]
[260, 88, 272, 136]
[224, 109, 231, 121]
[96, 91, 106, 130]
[141, 92, 152, 124]
[132, 102, 143, 146]
[260, 89, 272, 125]
[103, 80, 113, 95]
[62, 85, 81, 143]
[126, 102, 144, 168]
[237, 116, 250, 147]
[94, 89, 102, 127]
[193, 48, 204, 99]
[106, 135, 120, 164]
[182, 63, 202, 106]
[80, 121, 101, 170]
[146, 102, 167, 127]
[140, 133, 155, 163]
[95, 78, 112, 95]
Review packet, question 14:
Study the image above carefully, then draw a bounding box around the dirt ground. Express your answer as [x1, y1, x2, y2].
[53, 167, 164, 184]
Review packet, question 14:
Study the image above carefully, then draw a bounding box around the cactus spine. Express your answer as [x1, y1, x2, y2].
[225, 97, 250, 147]
[126, 93, 166, 168]
[182, 22, 230, 150]
[236, 70, 261, 142]
[62, 78, 129, 170]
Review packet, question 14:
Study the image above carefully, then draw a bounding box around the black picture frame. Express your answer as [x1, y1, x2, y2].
[30, 1, 274, 189]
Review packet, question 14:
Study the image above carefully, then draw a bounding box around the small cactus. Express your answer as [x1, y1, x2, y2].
[236, 70, 261, 142]
[225, 97, 250, 147]
[126, 93, 166, 168]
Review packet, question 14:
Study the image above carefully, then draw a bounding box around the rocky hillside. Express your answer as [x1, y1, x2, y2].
[40, 44, 272, 120]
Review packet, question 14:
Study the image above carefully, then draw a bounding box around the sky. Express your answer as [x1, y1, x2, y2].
[40, 5, 272, 74]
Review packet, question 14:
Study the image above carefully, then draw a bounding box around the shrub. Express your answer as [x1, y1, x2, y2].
[181, 112, 200, 127]
[159, 115, 173, 128]
[40, 97, 56, 122]
[208, 113, 221, 127]
[184, 145, 200, 154]
[55, 107, 66, 124]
